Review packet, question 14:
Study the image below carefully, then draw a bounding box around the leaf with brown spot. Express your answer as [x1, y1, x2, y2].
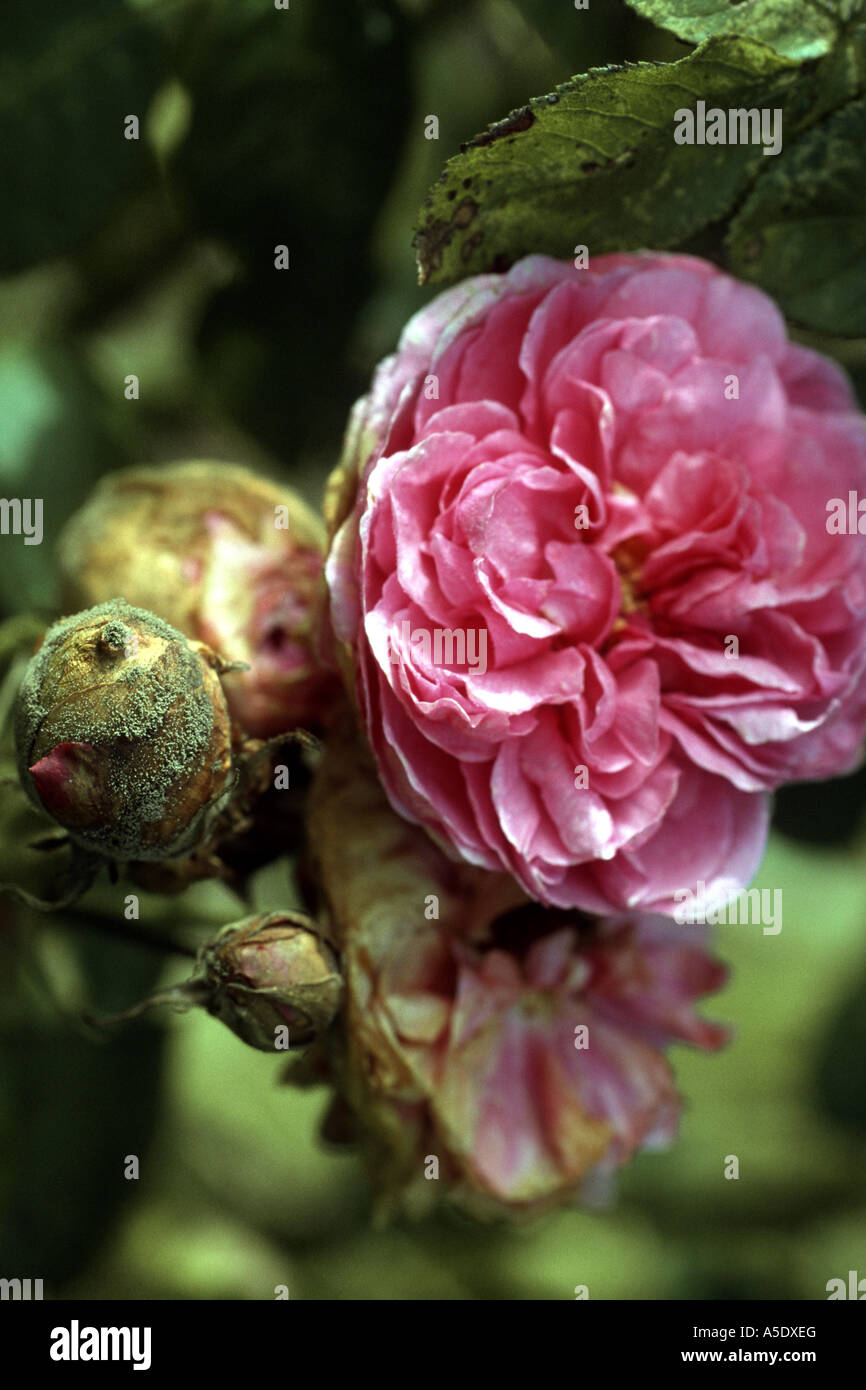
[414, 36, 805, 285]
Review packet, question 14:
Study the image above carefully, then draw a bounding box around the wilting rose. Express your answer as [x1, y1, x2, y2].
[324, 253, 866, 914]
[58, 461, 337, 738]
[14, 601, 234, 861]
[307, 718, 727, 1216]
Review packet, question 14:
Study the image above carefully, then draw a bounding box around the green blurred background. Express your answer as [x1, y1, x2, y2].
[1, 0, 865, 1300]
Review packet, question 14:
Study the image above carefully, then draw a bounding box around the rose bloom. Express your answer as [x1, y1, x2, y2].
[308, 719, 727, 1214]
[325, 254, 866, 914]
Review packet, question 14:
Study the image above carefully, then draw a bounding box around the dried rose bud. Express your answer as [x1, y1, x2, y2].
[57, 461, 338, 737]
[84, 909, 343, 1054]
[306, 716, 728, 1218]
[14, 601, 235, 861]
[200, 911, 342, 1050]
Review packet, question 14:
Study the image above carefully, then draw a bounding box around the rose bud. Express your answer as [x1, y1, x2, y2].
[14, 600, 235, 861]
[307, 718, 728, 1217]
[57, 460, 338, 738]
[200, 911, 342, 1051]
[324, 252, 866, 915]
[83, 910, 342, 1054]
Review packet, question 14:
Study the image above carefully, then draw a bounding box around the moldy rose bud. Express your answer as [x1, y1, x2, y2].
[200, 911, 342, 1050]
[14, 600, 234, 861]
[57, 461, 337, 738]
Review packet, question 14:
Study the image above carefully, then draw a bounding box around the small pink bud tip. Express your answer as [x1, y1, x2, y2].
[28, 742, 100, 819]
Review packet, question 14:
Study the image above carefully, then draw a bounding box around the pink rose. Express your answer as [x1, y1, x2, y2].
[325, 254, 866, 913]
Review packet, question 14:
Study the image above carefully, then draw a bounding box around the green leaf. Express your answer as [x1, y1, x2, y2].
[0, 0, 162, 273]
[625, 0, 851, 62]
[727, 98, 866, 334]
[414, 36, 802, 285]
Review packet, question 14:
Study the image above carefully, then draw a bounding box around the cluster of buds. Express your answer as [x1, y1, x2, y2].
[3, 456, 735, 1224]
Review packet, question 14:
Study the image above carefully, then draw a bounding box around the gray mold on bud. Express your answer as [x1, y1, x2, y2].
[14, 600, 235, 861]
